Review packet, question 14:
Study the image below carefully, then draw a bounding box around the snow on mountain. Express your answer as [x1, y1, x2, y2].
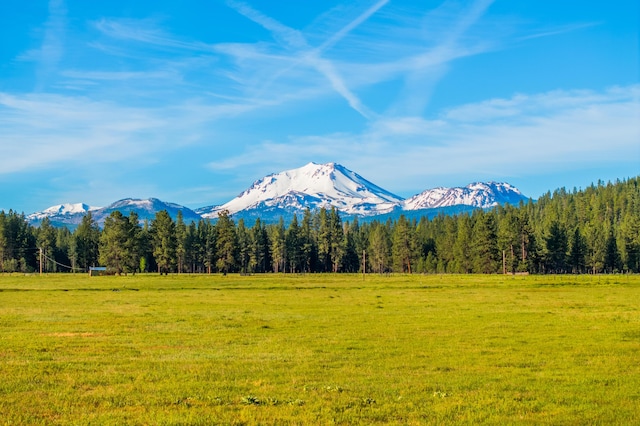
[26, 164, 530, 228]
[28, 198, 201, 228]
[26, 203, 101, 227]
[91, 198, 202, 225]
[27, 203, 99, 221]
[196, 162, 404, 218]
[403, 182, 527, 210]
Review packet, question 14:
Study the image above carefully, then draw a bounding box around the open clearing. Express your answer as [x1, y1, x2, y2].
[1, 274, 639, 424]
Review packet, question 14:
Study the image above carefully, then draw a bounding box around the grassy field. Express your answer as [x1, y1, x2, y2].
[0, 273, 639, 425]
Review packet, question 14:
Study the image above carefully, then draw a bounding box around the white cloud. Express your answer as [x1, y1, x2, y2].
[226, 0, 385, 119]
[209, 85, 640, 195]
[0, 93, 165, 173]
[93, 18, 217, 53]
[21, 0, 68, 91]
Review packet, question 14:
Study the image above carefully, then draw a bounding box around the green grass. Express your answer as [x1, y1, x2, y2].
[1, 273, 639, 424]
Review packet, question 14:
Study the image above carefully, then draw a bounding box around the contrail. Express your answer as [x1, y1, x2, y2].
[226, 0, 386, 120]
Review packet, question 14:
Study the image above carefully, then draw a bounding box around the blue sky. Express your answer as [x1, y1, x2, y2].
[1, 0, 638, 213]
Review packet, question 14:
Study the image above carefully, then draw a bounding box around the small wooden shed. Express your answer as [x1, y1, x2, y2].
[89, 267, 107, 277]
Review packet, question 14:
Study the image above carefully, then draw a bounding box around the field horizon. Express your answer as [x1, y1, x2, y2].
[1, 273, 639, 424]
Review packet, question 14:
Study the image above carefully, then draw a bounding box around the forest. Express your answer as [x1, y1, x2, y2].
[1, 177, 638, 275]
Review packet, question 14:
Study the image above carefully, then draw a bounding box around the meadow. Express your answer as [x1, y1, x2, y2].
[0, 273, 638, 425]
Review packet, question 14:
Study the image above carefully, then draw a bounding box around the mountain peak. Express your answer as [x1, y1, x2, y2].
[198, 162, 403, 218]
[27, 163, 530, 227]
[403, 181, 527, 210]
[27, 203, 99, 221]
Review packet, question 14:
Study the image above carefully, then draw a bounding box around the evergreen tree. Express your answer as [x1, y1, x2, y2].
[392, 215, 416, 273]
[124, 212, 143, 274]
[55, 227, 73, 272]
[270, 218, 286, 273]
[604, 227, 622, 273]
[620, 204, 640, 272]
[497, 206, 520, 274]
[151, 210, 176, 275]
[37, 218, 56, 272]
[584, 222, 605, 274]
[236, 218, 251, 273]
[215, 210, 237, 274]
[300, 208, 316, 272]
[74, 212, 100, 271]
[453, 214, 473, 273]
[0, 211, 36, 272]
[249, 218, 270, 273]
[184, 221, 198, 273]
[175, 211, 187, 273]
[369, 222, 390, 274]
[99, 211, 130, 275]
[199, 219, 216, 274]
[341, 220, 360, 272]
[543, 221, 568, 273]
[138, 219, 154, 273]
[286, 215, 303, 272]
[568, 227, 587, 273]
[472, 212, 499, 274]
[317, 208, 331, 272]
[329, 208, 345, 273]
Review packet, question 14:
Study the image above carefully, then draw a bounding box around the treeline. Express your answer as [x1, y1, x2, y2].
[1, 177, 638, 274]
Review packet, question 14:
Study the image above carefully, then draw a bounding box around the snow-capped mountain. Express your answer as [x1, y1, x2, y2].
[27, 203, 99, 220]
[91, 198, 203, 225]
[26, 163, 530, 228]
[27, 203, 101, 227]
[403, 182, 527, 210]
[29, 198, 201, 228]
[196, 162, 404, 219]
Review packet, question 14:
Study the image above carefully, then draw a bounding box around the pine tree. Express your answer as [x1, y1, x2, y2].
[175, 211, 187, 273]
[453, 214, 473, 273]
[199, 219, 216, 274]
[74, 212, 100, 271]
[604, 227, 622, 273]
[300, 209, 316, 272]
[269, 217, 286, 273]
[543, 221, 568, 273]
[392, 215, 416, 273]
[215, 210, 237, 274]
[369, 222, 390, 274]
[317, 208, 331, 272]
[250, 218, 269, 273]
[37, 218, 57, 272]
[151, 210, 176, 275]
[286, 215, 303, 272]
[124, 212, 143, 274]
[99, 211, 130, 275]
[329, 208, 345, 273]
[236, 218, 251, 274]
[568, 227, 587, 273]
[472, 212, 499, 274]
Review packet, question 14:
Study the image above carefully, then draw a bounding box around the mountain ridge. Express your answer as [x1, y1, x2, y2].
[27, 162, 530, 227]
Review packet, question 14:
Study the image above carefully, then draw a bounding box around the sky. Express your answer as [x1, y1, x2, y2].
[1, 0, 638, 214]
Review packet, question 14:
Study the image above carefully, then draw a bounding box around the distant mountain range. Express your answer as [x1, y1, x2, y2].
[26, 162, 529, 227]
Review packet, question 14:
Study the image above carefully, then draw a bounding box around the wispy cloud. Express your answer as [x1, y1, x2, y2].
[226, 0, 386, 119]
[388, 0, 495, 116]
[73, 1, 504, 120]
[93, 18, 217, 53]
[518, 22, 600, 42]
[209, 85, 640, 195]
[19, 0, 68, 91]
[218, 0, 502, 120]
[0, 93, 164, 174]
